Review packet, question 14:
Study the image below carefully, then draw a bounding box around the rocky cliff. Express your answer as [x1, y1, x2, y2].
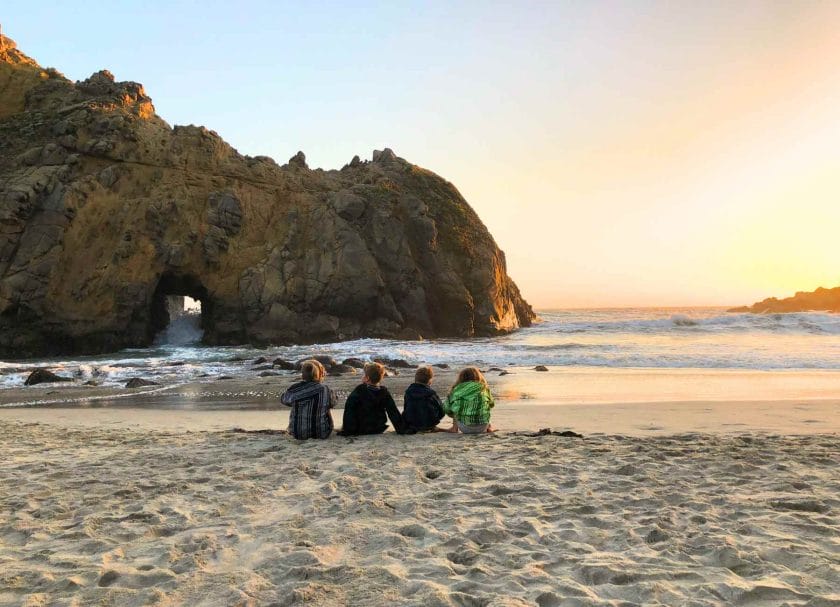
[0, 31, 534, 357]
[729, 286, 840, 314]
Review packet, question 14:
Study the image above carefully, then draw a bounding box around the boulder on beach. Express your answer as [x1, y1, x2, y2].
[295, 355, 338, 370]
[24, 369, 72, 386]
[0, 30, 534, 358]
[272, 358, 295, 370]
[328, 364, 357, 375]
[341, 357, 366, 368]
[374, 357, 413, 369]
[534, 365, 549, 372]
[125, 378, 159, 388]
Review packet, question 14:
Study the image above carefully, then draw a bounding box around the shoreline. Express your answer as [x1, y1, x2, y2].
[4, 365, 840, 404]
[1, 397, 838, 436]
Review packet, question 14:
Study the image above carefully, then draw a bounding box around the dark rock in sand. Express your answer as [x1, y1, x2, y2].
[328, 364, 357, 375]
[432, 363, 450, 369]
[272, 358, 295, 370]
[24, 369, 72, 386]
[252, 364, 273, 371]
[375, 357, 413, 369]
[252, 356, 268, 365]
[499, 370, 511, 376]
[258, 371, 280, 377]
[83, 380, 99, 386]
[488, 367, 503, 372]
[534, 365, 549, 372]
[217, 375, 234, 380]
[0, 31, 533, 359]
[125, 378, 159, 388]
[342, 357, 366, 368]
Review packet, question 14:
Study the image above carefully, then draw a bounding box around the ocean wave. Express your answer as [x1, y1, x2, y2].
[3, 309, 840, 391]
[536, 310, 840, 336]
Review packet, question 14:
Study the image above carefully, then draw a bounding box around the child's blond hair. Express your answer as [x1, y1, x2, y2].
[363, 362, 385, 384]
[449, 366, 487, 396]
[301, 359, 326, 382]
[414, 366, 433, 385]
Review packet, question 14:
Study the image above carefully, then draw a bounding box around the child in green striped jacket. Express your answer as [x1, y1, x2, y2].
[444, 367, 496, 434]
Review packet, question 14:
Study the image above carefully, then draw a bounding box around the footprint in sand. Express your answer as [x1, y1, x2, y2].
[97, 570, 119, 587]
[644, 527, 670, 544]
[447, 549, 480, 566]
[398, 524, 427, 539]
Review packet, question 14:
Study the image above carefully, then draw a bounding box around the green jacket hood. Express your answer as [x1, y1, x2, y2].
[450, 381, 484, 399]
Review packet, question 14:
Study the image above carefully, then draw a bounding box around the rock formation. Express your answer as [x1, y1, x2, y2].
[0, 31, 534, 358]
[729, 286, 840, 314]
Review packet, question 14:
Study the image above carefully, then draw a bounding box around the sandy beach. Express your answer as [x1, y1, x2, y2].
[2, 364, 839, 606]
[1, 411, 838, 607]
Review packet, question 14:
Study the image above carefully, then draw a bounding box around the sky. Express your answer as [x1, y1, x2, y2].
[4, 1, 840, 308]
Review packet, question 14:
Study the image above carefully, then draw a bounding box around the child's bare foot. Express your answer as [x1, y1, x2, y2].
[486, 424, 497, 433]
[445, 424, 459, 433]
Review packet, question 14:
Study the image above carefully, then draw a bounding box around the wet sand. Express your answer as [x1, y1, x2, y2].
[0, 397, 839, 436]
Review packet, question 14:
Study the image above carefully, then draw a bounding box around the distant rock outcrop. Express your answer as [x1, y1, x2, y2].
[729, 286, 840, 314]
[0, 31, 534, 358]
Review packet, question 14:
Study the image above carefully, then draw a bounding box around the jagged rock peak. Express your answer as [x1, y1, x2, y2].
[372, 148, 399, 164]
[0, 31, 535, 357]
[75, 69, 155, 117]
[288, 150, 308, 169]
[0, 27, 39, 67]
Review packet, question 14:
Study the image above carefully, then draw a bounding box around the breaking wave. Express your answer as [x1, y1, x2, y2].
[2, 308, 840, 390]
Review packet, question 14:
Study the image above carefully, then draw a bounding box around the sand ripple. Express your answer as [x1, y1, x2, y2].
[1, 423, 838, 606]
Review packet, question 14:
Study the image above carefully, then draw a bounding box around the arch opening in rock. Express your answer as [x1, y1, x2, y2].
[149, 273, 213, 346]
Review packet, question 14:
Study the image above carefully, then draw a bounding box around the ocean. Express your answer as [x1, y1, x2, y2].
[2, 308, 840, 407]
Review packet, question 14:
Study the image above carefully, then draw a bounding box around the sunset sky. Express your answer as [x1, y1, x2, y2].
[5, 1, 840, 308]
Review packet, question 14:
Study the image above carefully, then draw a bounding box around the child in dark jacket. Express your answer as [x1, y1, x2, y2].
[341, 362, 412, 435]
[402, 366, 445, 432]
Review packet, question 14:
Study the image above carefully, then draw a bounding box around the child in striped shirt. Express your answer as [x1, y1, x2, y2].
[280, 359, 336, 440]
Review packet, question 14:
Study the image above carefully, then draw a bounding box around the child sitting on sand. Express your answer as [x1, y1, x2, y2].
[402, 366, 445, 432]
[444, 367, 496, 434]
[280, 359, 336, 440]
[341, 362, 412, 435]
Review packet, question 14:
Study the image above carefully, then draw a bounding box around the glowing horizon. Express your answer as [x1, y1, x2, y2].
[5, 2, 840, 308]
